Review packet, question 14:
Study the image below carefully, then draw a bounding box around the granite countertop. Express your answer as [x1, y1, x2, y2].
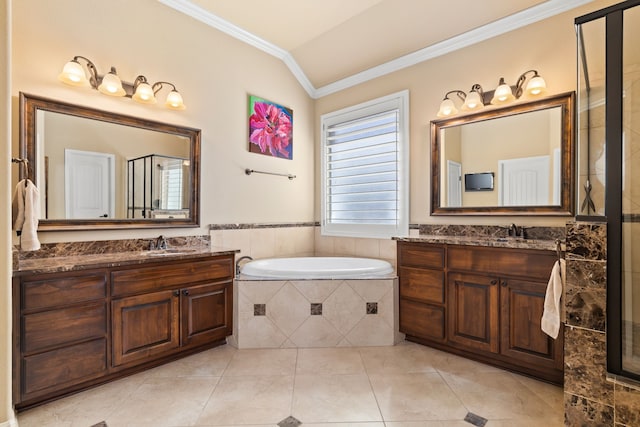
[395, 235, 560, 251]
[14, 246, 240, 275]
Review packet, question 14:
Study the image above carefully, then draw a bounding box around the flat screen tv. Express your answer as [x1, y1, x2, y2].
[464, 172, 494, 191]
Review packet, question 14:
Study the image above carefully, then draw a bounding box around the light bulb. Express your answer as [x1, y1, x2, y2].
[165, 90, 186, 110]
[98, 69, 126, 97]
[132, 82, 157, 104]
[58, 60, 89, 86]
[526, 75, 547, 96]
[462, 91, 483, 111]
[491, 78, 515, 105]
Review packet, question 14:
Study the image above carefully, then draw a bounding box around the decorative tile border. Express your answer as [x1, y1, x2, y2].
[210, 222, 318, 230]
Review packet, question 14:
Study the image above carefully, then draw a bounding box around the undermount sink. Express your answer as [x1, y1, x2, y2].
[142, 249, 198, 256]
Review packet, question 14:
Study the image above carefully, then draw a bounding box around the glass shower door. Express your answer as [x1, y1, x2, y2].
[621, 5, 640, 376]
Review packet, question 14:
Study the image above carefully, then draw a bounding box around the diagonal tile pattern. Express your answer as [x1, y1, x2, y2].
[16, 341, 565, 426]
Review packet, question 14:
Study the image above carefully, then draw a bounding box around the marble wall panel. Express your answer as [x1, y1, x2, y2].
[615, 383, 640, 426]
[564, 326, 614, 404]
[564, 393, 614, 426]
[565, 259, 607, 331]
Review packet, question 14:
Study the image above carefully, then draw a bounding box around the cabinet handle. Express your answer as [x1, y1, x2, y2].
[173, 290, 180, 297]
[490, 279, 497, 285]
[182, 289, 190, 296]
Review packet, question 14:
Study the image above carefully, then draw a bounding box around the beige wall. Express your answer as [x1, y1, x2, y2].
[11, 0, 316, 244]
[314, 0, 619, 227]
[2, 0, 626, 422]
[1, 1, 13, 426]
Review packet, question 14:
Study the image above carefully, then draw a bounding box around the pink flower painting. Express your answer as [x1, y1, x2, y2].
[248, 95, 293, 159]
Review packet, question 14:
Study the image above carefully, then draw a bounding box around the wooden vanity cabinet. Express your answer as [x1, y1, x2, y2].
[398, 241, 563, 384]
[13, 254, 234, 410]
[397, 243, 446, 342]
[110, 257, 234, 369]
[13, 269, 109, 406]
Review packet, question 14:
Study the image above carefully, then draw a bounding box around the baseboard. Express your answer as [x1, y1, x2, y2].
[0, 416, 18, 427]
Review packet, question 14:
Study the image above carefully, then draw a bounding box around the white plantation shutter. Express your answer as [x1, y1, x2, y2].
[321, 91, 409, 238]
[160, 167, 183, 209]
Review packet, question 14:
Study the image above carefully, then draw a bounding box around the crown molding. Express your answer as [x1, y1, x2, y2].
[159, 0, 595, 99]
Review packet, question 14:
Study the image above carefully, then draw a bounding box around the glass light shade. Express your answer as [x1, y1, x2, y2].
[490, 81, 515, 105]
[132, 83, 157, 104]
[437, 98, 457, 117]
[98, 72, 126, 96]
[58, 60, 89, 86]
[525, 75, 547, 96]
[165, 90, 186, 110]
[461, 91, 483, 111]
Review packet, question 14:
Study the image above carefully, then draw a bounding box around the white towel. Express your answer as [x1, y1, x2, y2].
[12, 179, 41, 251]
[541, 259, 565, 339]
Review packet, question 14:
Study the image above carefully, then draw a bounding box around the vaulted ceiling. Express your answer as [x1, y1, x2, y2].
[158, 0, 595, 98]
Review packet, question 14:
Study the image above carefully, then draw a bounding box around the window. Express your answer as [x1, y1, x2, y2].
[321, 90, 409, 239]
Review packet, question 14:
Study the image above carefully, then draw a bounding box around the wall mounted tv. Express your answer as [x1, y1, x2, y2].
[464, 172, 494, 192]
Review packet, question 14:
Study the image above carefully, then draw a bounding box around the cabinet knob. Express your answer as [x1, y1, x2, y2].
[173, 290, 180, 297]
[182, 289, 190, 296]
[501, 280, 507, 287]
[490, 279, 497, 285]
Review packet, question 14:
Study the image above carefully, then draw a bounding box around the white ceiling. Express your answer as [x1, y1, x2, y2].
[158, 0, 595, 98]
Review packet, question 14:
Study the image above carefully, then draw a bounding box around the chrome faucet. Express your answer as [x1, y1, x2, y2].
[508, 223, 520, 238]
[235, 255, 253, 275]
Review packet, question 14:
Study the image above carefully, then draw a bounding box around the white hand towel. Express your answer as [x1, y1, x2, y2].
[12, 179, 41, 251]
[541, 259, 565, 339]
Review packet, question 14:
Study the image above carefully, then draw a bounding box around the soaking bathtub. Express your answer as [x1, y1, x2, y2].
[240, 256, 395, 279]
[232, 256, 402, 348]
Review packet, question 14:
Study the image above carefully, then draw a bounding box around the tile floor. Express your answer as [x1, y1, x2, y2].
[16, 341, 564, 427]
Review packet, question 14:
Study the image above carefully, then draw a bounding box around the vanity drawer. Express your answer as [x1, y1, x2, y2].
[111, 256, 233, 297]
[398, 243, 445, 269]
[22, 338, 107, 395]
[22, 270, 107, 311]
[447, 246, 555, 279]
[399, 267, 445, 304]
[23, 303, 107, 354]
[400, 299, 445, 341]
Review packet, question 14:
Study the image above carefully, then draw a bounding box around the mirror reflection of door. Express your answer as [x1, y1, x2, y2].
[498, 155, 550, 206]
[64, 149, 115, 219]
[447, 160, 462, 207]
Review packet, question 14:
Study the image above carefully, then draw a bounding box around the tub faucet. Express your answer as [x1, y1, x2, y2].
[235, 256, 253, 275]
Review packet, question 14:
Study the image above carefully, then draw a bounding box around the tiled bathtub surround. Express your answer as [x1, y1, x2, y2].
[231, 278, 402, 348]
[564, 221, 640, 427]
[209, 223, 397, 268]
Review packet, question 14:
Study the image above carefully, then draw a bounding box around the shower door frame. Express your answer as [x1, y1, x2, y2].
[576, 0, 640, 382]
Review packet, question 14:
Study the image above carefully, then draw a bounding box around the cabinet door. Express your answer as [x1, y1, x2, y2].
[181, 281, 232, 347]
[112, 289, 180, 367]
[500, 278, 563, 370]
[447, 272, 499, 353]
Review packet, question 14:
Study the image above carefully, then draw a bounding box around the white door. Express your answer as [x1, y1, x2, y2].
[65, 149, 115, 219]
[447, 160, 462, 207]
[498, 155, 550, 206]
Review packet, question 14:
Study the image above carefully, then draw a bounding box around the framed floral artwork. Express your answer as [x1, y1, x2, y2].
[248, 95, 293, 159]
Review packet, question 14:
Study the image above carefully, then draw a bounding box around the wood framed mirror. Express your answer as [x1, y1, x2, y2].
[19, 92, 201, 230]
[430, 91, 575, 216]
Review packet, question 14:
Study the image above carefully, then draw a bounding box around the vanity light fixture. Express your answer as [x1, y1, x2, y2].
[437, 69, 547, 117]
[58, 55, 186, 110]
